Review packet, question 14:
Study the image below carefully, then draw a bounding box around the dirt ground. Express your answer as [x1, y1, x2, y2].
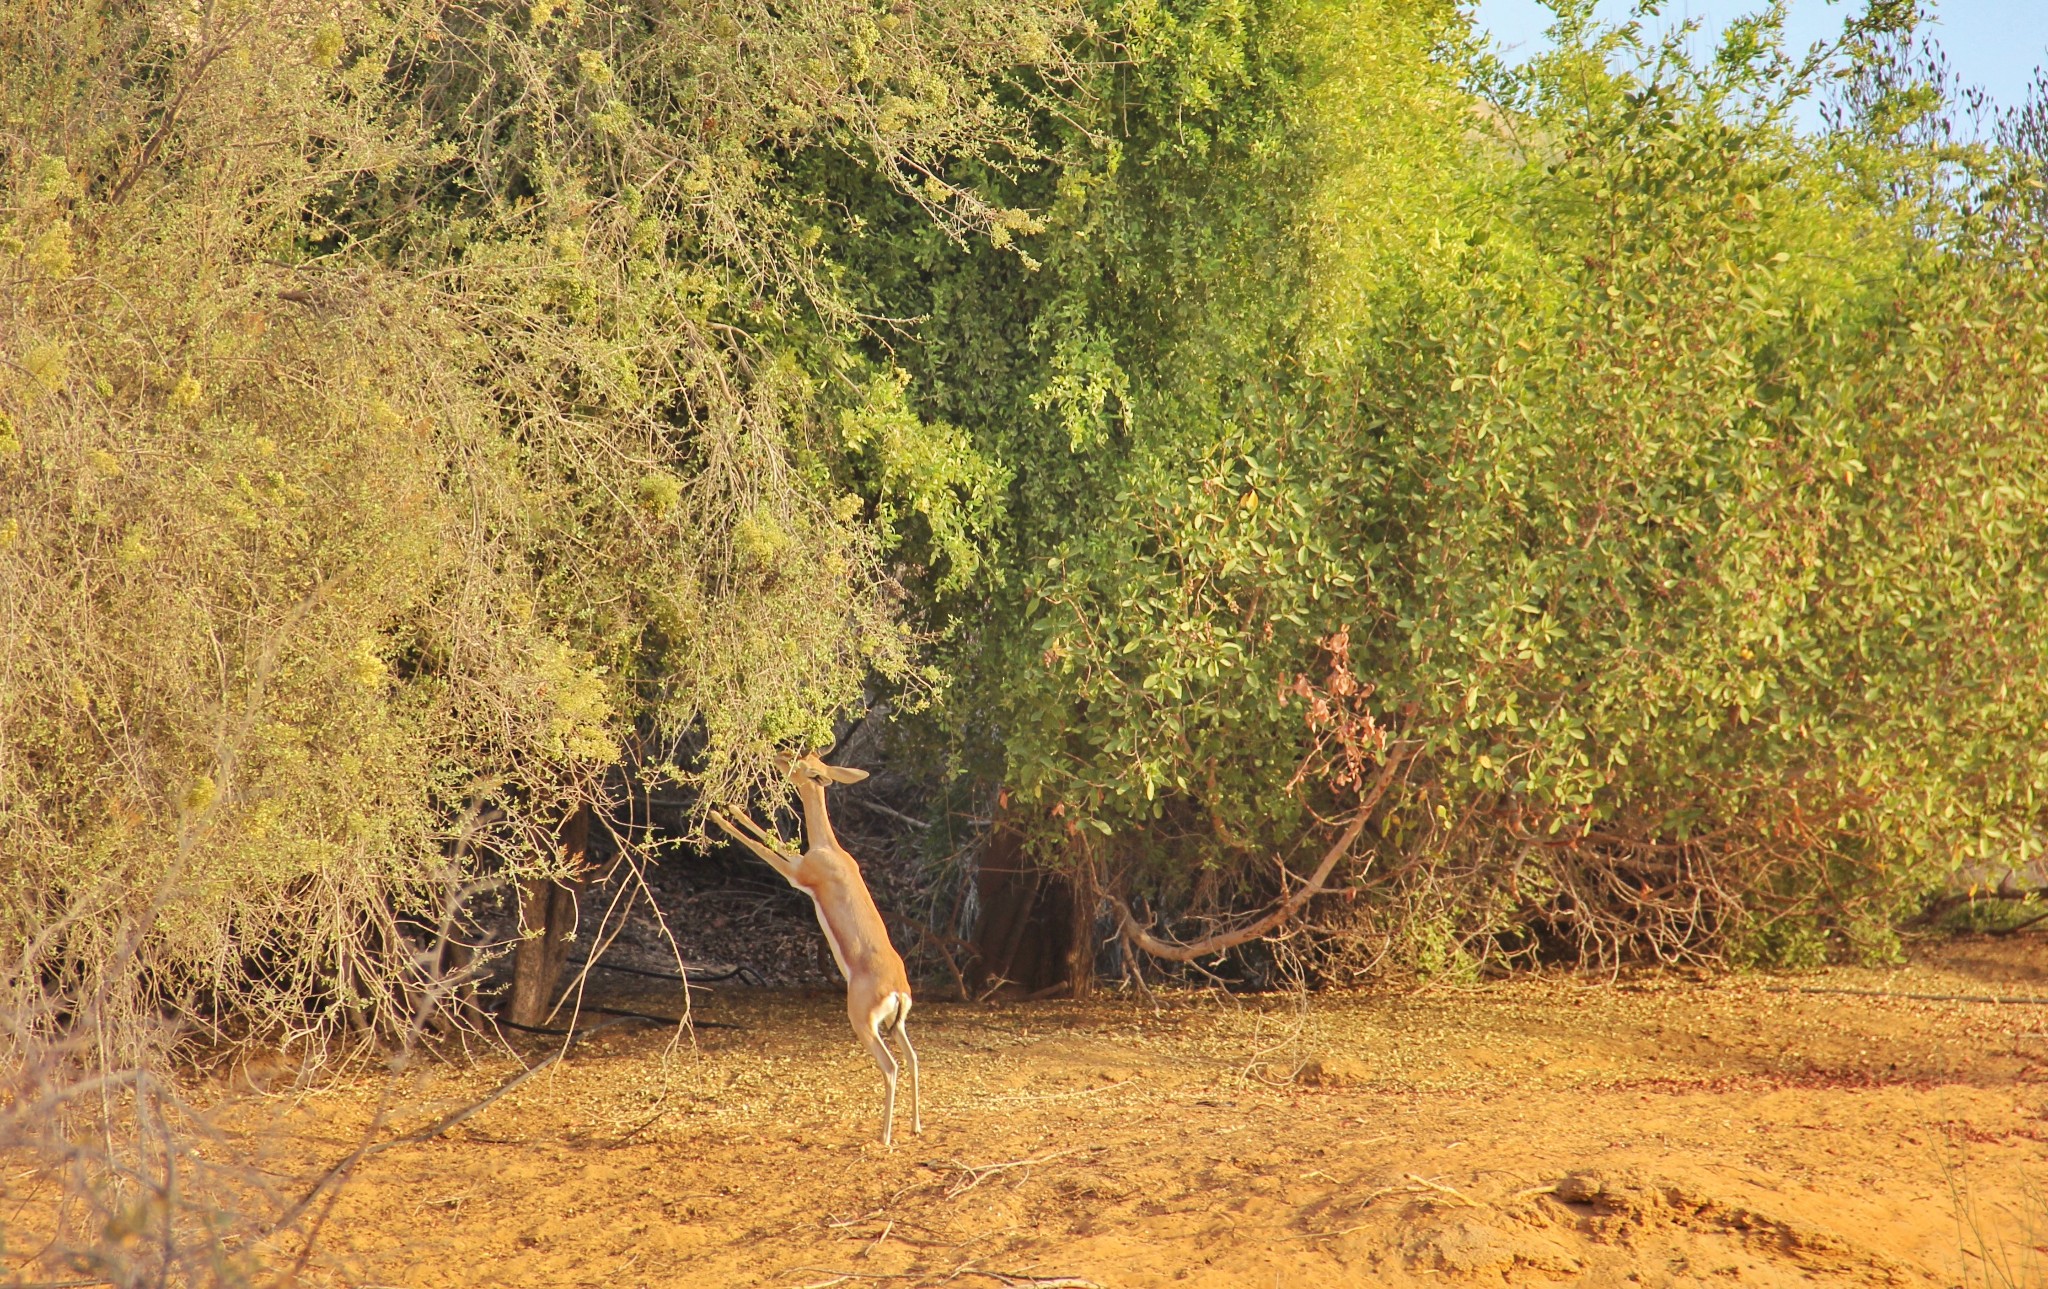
[20, 937, 2048, 1288]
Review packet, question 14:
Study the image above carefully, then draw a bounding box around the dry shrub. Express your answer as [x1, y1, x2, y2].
[0, 0, 583, 1064]
[0, 0, 1083, 1068]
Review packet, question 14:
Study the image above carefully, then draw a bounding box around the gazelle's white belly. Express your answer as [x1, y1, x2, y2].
[806, 893, 851, 981]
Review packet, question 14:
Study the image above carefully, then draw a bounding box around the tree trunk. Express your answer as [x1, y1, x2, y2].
[970, 821, 1093, 997]
[505, 804, 593, 1028]
[1065, 862, 1096, 1000]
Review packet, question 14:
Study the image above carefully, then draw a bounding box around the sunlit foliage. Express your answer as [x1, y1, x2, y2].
[5, 0, 2046, 1057]
[0, 0, 1078, 1055]
[888, 0, 2048, 971]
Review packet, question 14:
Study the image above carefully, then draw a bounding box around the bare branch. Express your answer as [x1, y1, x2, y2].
[1110, 749, 1408, 963]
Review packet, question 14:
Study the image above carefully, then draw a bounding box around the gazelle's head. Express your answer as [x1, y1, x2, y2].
[776, 751, 869, 790]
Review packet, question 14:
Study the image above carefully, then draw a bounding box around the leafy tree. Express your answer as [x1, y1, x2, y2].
[879, 0, 2048, 974]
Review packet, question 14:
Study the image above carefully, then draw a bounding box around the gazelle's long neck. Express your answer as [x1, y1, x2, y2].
[795, 781, 840, 854]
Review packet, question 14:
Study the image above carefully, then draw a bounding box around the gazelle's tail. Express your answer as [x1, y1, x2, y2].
[874, 991, 912, 1036]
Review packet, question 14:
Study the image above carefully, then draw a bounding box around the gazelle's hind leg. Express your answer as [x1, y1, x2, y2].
[892, 1017, 922, 1134]
[858, 1023, 900, 1146]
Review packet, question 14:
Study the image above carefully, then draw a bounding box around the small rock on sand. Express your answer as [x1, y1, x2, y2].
[1296, 1055, 1374, 1087]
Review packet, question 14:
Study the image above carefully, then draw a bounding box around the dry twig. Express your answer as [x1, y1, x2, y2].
[934, 1148, 1093, 1199]
[1292, 1171, 1484, 1241]
[1403, 1173, 1482, 1207]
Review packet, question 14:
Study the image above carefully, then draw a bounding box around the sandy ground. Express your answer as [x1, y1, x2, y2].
[13, 937, 2048, 1288]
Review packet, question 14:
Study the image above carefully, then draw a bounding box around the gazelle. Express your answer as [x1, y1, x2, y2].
[711, 754, 922, 1146]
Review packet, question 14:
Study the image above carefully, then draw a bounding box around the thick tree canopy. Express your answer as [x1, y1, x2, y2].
[4, 0, 2046, 1054]
[0, 0, 1079, 1049]
[873, 0, 2048, 972]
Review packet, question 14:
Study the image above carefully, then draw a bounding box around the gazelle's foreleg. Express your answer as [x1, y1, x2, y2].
[857, 1022, 901, 1146]
[710, 811, 802, 883]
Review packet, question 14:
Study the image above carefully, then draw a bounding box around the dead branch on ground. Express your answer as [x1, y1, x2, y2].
[933, 1147, 1095, 1199]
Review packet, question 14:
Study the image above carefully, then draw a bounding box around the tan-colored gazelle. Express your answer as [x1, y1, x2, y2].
[711, 753, 922, 1146]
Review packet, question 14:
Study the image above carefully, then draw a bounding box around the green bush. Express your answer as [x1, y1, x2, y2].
[886, 0, 2048, 970]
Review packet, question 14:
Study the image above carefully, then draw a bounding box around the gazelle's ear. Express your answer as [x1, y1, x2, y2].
[822, 763, 869, 784]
